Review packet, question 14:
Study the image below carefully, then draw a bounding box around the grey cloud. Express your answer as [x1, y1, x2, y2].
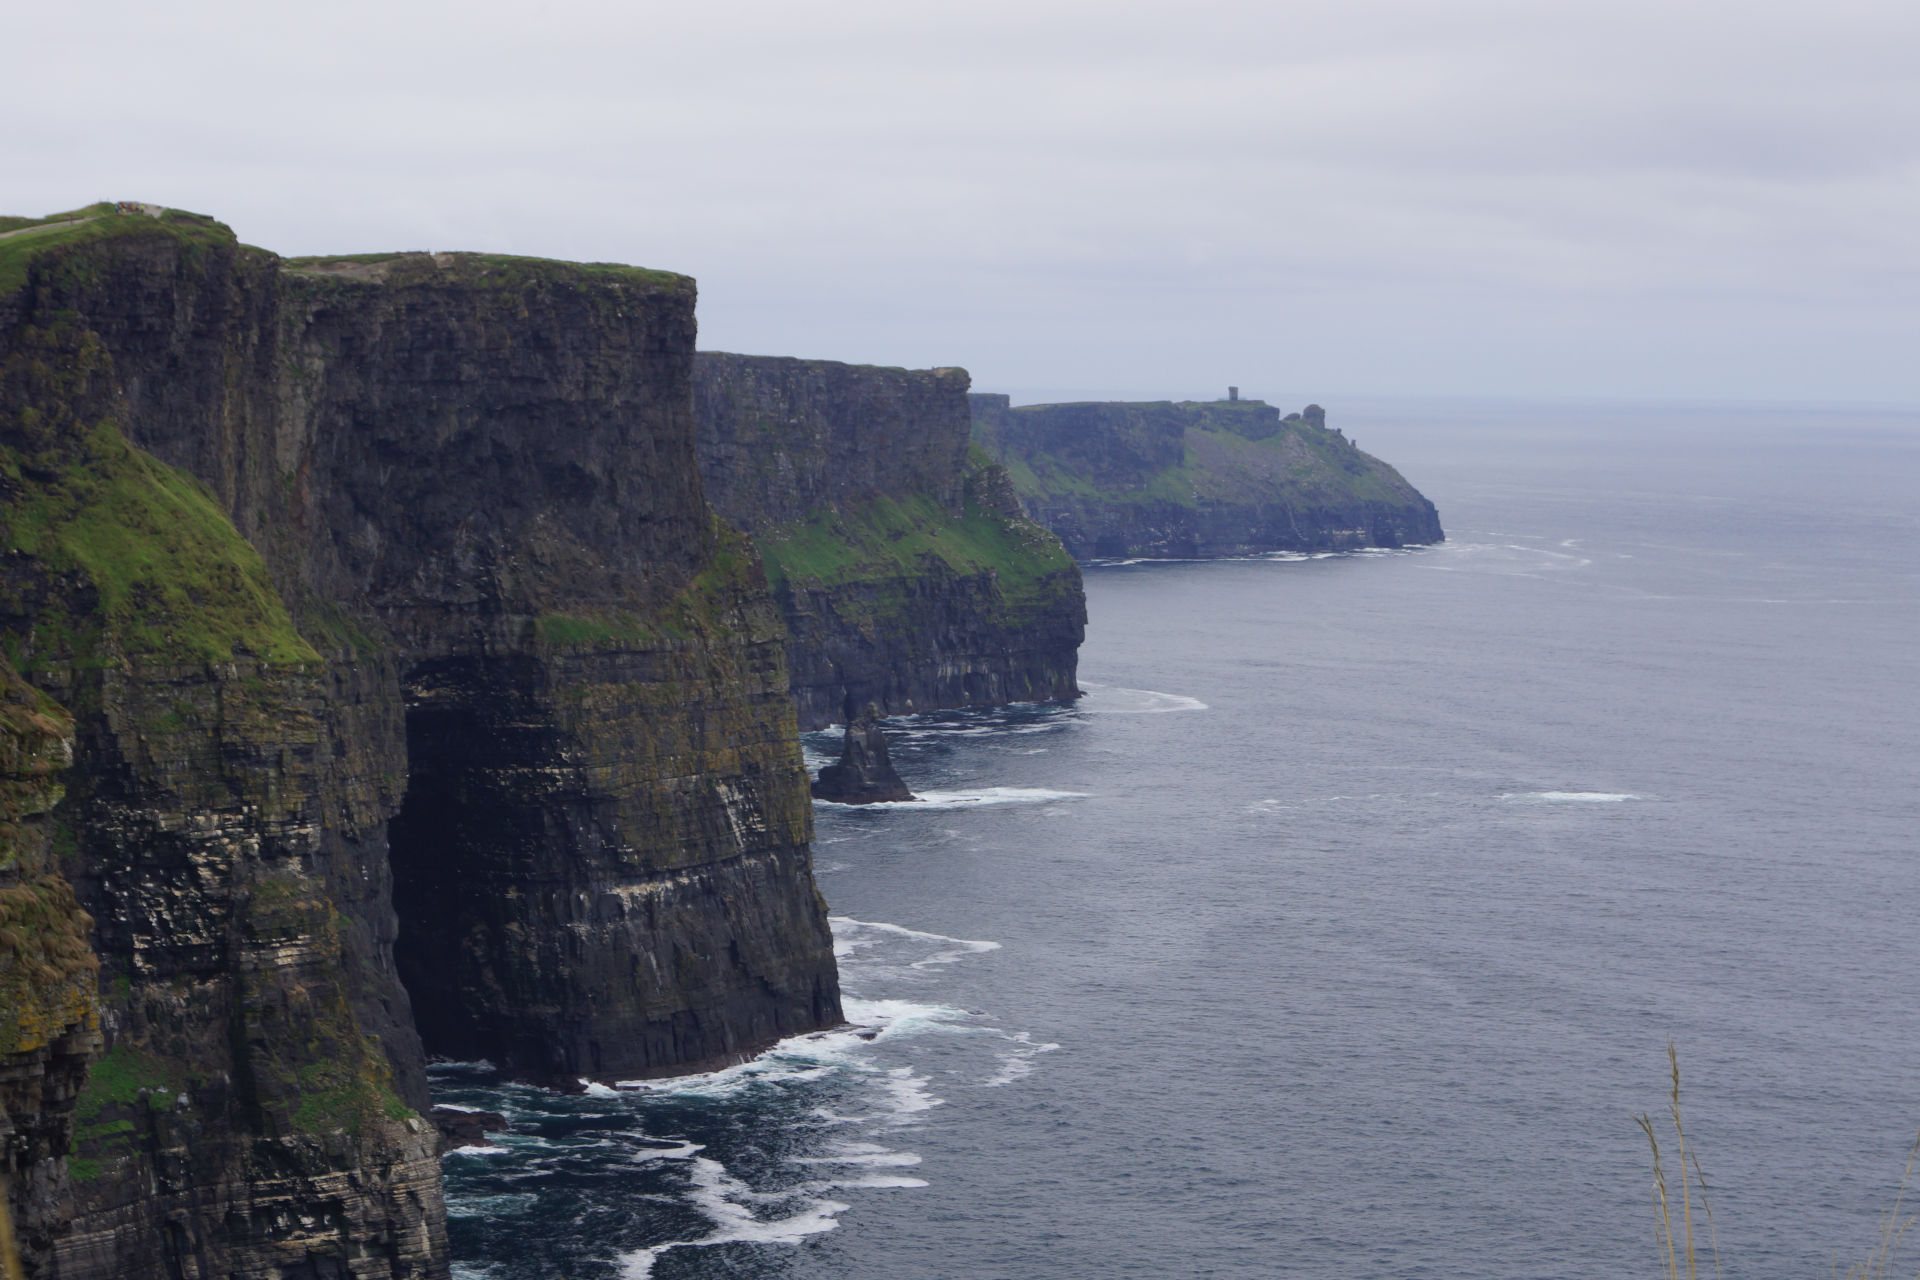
[6, 0, 1920, 399]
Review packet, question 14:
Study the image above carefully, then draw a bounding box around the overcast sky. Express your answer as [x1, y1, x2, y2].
[9, 0, 1920, 403]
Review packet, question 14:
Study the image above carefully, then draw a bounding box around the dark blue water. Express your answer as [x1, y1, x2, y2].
[441, 401, 1920, 1279]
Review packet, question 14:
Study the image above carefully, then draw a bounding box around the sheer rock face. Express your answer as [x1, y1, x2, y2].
[0, 211, 840, 1276]
[811, 708, 913, 805]
[694, 353, 1086, 729]
[693, 353, 972, 527]
[970, 394, 1445, 559]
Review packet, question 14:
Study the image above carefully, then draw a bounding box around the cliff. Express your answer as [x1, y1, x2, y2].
[969, 394, 1443, 558]
[0, 204, 840, 1276]
[0, 660, 98, 1274]
[695, 353, 1085, 729]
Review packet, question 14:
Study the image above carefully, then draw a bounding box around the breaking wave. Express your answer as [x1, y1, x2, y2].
[434, 914, 1056, 1277]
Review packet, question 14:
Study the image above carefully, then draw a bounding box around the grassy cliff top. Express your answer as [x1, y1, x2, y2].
[0, 203, 236, 298]
[0, 203, 690, 300]
[980, 400, 1429, 514]
[281, 250, 691, 296]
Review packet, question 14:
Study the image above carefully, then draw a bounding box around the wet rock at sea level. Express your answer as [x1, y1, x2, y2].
[812, 707, 914, 804]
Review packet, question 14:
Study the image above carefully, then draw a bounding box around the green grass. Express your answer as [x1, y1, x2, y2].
[759, 491, 1071, 597]
[1, 419, 319, 668]
[290, 1076, 414, 1135]
[66, 1041, 184, 1183]
[538, 519, 766, 652]
[982, 403, 1424, 515]
[74, 1043, 178, 1121]
[282, 249, 690, 296]
[0, 203, 234, 299]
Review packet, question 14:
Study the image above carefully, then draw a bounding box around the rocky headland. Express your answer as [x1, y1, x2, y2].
[695, 353, 1087, 729]
[969, 394, 1443, 558]
[0, 204, 842, 1277]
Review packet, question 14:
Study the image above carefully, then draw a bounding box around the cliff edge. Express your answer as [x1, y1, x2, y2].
[696, 353, 1086, 729]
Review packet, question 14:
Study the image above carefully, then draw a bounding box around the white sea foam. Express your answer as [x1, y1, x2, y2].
[1076, 681, 1208, 714]
[982, 1031, 1061, 1087]
[1505, 790, 1637, 803]
[833, 917, 1002, 969]
[891, 718, 1065, 740]
[629, 1139, 702, 1163]
[616, 1157, 849, 1278]
[612, 988, 972, 1101]
[445, 913, 1047, 1273]
[789, 1146, 923, 1167]
[878, 1067, 942, 1120]
[816, 786, 1086, 810]
[443, 1144, 511, 1157]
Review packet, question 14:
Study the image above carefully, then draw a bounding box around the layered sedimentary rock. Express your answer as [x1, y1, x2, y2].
[970, 394, 1443, 558]
[695, 353, 1085, 729]
[0, 661, 98, 1276]
[0, 222, 447, 1277]
[0, 205, 841, 1276]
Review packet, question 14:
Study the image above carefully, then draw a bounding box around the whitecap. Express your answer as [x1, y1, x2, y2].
[629, 1139, 702, 1163]
[1504, 791, 1637, 803]
[818, 1174, 929, 1189]
[443, 1144, 511, 1157]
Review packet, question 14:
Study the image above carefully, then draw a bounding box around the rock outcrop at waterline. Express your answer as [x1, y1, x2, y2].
[811, 705, 914, 805]
[695, 353, 1087, 730]
[969, 394, 1443, 559]
[0, 203, 841, 1276]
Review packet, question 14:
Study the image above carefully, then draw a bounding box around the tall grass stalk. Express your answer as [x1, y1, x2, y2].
[1642, 1046, 1920, 1280]
[1836, 1128, 1920, 1280]
[1636, 1043, 1720, 1280]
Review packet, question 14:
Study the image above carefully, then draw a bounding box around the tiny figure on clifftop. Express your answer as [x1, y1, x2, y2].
[812, 702, 914, 804]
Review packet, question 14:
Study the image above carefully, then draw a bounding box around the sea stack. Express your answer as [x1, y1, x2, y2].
[813, 704, 915, 804]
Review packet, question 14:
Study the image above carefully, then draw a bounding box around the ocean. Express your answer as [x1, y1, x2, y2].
[437, 400, 1920, 1279]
